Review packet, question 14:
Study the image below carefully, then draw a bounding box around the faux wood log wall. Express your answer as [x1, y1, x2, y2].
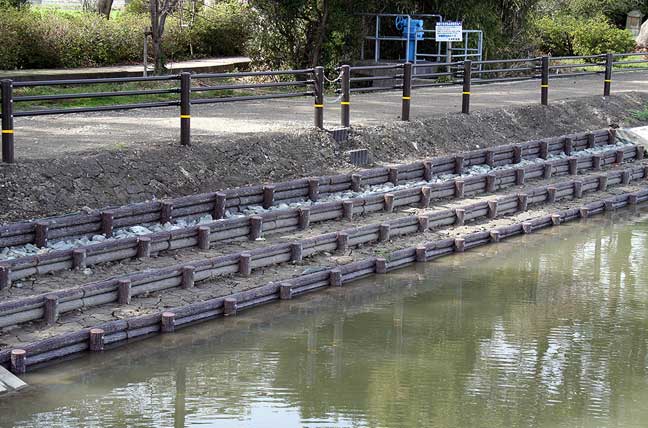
[1, 185, 646, 374]
[0, 163, 646, 330]
[0, 142, 639, 286]
[0, 129, 617, 249]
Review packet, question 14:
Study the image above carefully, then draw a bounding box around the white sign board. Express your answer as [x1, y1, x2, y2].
[435, 21, 463, 42]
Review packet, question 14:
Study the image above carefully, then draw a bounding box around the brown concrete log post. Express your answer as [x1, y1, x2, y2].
[197, 226, 210, 250]
[547, 187, 557, 203]
[423, 161, 433, 181]
[420, 186, 432, 208]
[455, 180, 465, 198]
[0, 265, 10, 290]
[418, 215, 429, 232]
[568, 157, 578, 175]
[160, 201, 173, 224]
[637, 146, 645, 160]
[375, 258, 387, 274]
[329, 269, 342, 287]
[89, 328, 105, 351]
[515, 168, 525, 185]
[580, 207, 590, 219]
[161, 312, 176, 332]
[608, 127, 617, 145]
[388, 168, 399, 185]
[564, 137, 573, 155]
[279, 283, 293, 300]
[118, 279, 132, 305]
[517, 194, 528, 212]
[598, 175, 608, 191]
[615, 149, 624, 164]
[522, 222, 533, 234]
[214, 192, 227, 219]
[379, 224, 390, 242]
[487, 200, 498, 219]
[604, 200, 615, 212]
[290, 242, 303, 262]
[454, 238, 466, 253]
[540, 141, 549, 159]
[455, 156, 464, 174]
[308, 178, 320, 202]
[337, 232, 349, 253]
[239, 253, 252, 277]
[298, 207, 311, 230]
[485, 149, 495, 167]
[35, 222, 49, 248]
[11, 349, 26, 375]
[486, 174, 496, 192]
[383, 194, 395, 213]
[351, 174, 362, 192]
[44, 294, 59, 325]
[629, 194, 639, 205]
[182, 266, 195, 289]
[262, 185, 275, 209]
[416, 245, 427, 262]
[513, 146, 522, 164]
[455, 209, 465, 226]
[343, 200, 355, 220]
[137, 236, 152, 258]
[490, 230, 500, 242]
[551, 214, 562, 226]
[592, 154, 602, 171]
[622, 170, 631, 185]
[224, 298, 237, 316]
[72, 249, 87, 270]
[249, 216, 263, 240]
[543, 164, 552, 179]
[574, 181, 583, 198]
[101, 211, 114, 238]
[586, 132, 596, 149]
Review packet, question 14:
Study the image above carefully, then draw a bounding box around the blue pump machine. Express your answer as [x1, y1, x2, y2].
[395, 16, 424, 62]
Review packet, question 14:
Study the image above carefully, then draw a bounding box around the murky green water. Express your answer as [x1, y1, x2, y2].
[2, 209, 648, 428]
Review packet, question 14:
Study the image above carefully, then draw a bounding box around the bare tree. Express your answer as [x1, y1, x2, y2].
[96, 0, 114, 18]
[150, 0, 181, 74]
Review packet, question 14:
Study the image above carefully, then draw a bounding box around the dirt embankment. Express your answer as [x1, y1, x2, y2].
[1, 92, 647, 223]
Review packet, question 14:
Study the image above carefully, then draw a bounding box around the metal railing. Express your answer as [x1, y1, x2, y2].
[1, 52, 648, 164]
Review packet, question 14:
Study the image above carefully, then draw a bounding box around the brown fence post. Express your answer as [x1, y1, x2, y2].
[604, 53, 613, 97]
[340, 65, 350, 128]
[1, 79, 14, 163]
[180, 72, 191, 146]
[401, 62, 412, 121]
[541, 56, 549, 106]
[462, 60, 472, 114]
[314, 66, 324, 129]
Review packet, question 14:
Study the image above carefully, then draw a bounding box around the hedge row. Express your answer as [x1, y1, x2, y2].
[0, 1, 251, 70]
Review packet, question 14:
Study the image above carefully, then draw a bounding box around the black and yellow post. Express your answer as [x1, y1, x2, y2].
[603, 53, 613, 97]
[340, 65, 350, 128]
[462, 60, 472, 114]
[1, 79, 14, 163]
[314, 66, 324, 129]
[540, 56, 549, 106]
[179, 72, 191, 146]
[401, 62, 412, 121]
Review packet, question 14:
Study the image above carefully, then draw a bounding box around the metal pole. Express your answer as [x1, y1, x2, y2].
[143, 32, 148, 77]
[179, 72, 191, 146]
[375, 15, 380, 63]
[401, 62, 412, 121]
[1, 79, 15, 164]
[341, 65, 350, 128]
[541, 56, 549, 106]
[462, 60, 471, 114]
[314, 66, 324, 129]
[604, 53, 613, 97]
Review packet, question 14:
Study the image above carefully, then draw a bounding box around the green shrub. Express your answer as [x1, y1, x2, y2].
[533, 14, 636, 57]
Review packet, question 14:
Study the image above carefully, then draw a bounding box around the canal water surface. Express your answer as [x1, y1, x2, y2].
[2, 209, 648, 428]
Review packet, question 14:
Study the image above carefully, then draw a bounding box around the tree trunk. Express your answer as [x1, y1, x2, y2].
[97, 0, 113, 18]
[149, 0, 177, 74]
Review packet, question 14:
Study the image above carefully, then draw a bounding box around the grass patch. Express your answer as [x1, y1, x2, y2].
[632, 105, 648, 121]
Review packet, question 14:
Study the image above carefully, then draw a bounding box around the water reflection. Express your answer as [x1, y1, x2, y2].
[2, 210, 648, 428]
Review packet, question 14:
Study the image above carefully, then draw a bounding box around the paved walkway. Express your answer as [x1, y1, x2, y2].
[0, 57, 251, 81]
[7, 71, 648, 159]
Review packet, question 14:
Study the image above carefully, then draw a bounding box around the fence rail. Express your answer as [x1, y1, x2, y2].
[1, 52, 648, 163]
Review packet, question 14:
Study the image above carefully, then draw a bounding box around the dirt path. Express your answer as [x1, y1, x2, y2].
[11, 72, 648, 159]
